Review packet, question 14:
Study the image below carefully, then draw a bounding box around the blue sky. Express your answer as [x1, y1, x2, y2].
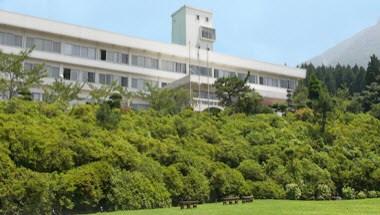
[0, 0, 379, 66]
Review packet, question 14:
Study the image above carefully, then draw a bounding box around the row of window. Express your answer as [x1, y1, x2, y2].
[131, 55, 159, 70]
[26, 37, 61, 53]
[190, 65, 212, 77]
[214, 69, 257, 84]
[161, 60, 187, 74]
[63, 43, 96, 59]
[24, 62, 166, 90]
[4, 31, 298, 90]
[0, 31, 22, 47]
[259, 76, 297, 90]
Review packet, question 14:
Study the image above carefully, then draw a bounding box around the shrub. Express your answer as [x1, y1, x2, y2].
[356, 191, 367, 199]
[316, 184, 332, 200]
[251, 180, 285, 199]
[210, 167, 246, 199]
[109, 170, 171, 210]
[342, 186, 356, 200]
[96, 103, 120, 130]
[237, 160, 265, 181]
[285, 183, 302, 200]
[367, 191, 377, 198]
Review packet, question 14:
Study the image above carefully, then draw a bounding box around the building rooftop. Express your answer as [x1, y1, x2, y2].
[0, 9, 305, 79]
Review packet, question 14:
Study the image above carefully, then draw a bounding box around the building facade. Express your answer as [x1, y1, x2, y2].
[0, 5, 305, 111]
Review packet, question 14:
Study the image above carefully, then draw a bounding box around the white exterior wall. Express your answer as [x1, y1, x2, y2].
[0, 8, 306, 109]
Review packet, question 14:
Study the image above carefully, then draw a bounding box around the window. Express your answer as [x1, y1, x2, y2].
[238, 73, 257, 84]
[107, 51, 121, 63]
[100, 50, 106, 61]
[46, 65, 60, 79]
[63, 43, 96, 59]
[196, 15, 200, 20]
[259, 76, 293, 88]
[161, 60, 186, 73]
[206, 17, 209, 22]
[63, 68, 71, 80]
[190, 65, 212, 77]
[0, 31, 22, 47]
[131, 78, 155, 90]
[24, 62, 34, 71]
[121, 77, 128, 87]
[82, 71, 95, 83]
[161, 82, 168, 88]
[26, 37, 61, 53]
[121, 54, 129, 64]
[131, 55, 159, 69]
[32, 93, 42, 101]
[99, 73, 112, 85]
[88, 72, 95, 83]
[200, 27, 216, 41]
[215, 69, 236, 78]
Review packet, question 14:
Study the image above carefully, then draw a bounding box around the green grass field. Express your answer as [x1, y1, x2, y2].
[92, 199, 380, 215]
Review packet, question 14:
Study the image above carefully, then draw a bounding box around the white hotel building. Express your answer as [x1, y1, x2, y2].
[0, 6, 305, 111]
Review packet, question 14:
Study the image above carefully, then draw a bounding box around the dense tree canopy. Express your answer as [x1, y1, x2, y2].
[0, 99, 380, 214]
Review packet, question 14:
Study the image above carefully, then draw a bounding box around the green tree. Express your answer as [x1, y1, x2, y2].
[89, 81, 132, 106]
[365, 54, 380, 85]
[141, 84, 189, 114]
[0, 48, 46, 99]
[43, 78, 83, 104]
[96, 103, 121, 130]
[214, 73, 267, 114]
[109, 170, 171, 210]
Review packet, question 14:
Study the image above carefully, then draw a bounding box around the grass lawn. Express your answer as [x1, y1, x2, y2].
[92, 199, 380, 215]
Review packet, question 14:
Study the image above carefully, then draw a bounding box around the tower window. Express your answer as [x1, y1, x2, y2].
[196, 15, 200, 20]
[206, 17, 209, 22]
[63, 68, 71, 80]
[100, 50, 106, 61]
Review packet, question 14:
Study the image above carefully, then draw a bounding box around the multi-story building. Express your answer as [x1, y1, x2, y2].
[0, 5, 305, 111]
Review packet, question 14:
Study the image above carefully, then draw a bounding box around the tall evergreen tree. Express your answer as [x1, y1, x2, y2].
[365, 54, 380, 86]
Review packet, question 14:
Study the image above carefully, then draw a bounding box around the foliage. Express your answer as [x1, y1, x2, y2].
[43, 78, 83, 104]
[342, 186, 356, 200]
[285, 183, 302, 200]
[365, 54, 380, 86]
[214, 73, 269, 114]
[0, 48, 46, 99]
[140, 84, 190, 115]
[0, 100, 380, 213]
[109, 170, 171, 210]
[96, 103, 121, 130]
[315, 184, 332, 200]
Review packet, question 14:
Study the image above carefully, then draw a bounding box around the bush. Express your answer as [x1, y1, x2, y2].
[96, 103, 120, 130]
[182, 168, 210, 202]
[237, 160, 265, 181]
[109, 170, 171, 210]
[356, 191, 367, 199]
[367, 191, 377, 198]
[210, 167, 246, 199]
[342, 186, 356, 200]
[285, 183, 302, 200]
[316, 184, 332, 200]
[251, 180, 285, 199]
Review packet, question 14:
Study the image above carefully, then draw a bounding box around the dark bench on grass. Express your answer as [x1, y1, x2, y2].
[241, 195, 254, 203]
[222, 196, 240, 205]
[179, 200, 199, 209]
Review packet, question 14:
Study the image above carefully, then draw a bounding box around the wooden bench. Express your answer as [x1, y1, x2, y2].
[241, 195, 254, 203]
[179, 200, 199, 209]
[222, 196, 240, 205]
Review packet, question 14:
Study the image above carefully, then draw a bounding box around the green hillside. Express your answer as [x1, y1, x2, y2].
[1, 99, 380, 214]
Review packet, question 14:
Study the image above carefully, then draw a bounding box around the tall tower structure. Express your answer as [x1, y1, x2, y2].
[171, 5, 216, 50]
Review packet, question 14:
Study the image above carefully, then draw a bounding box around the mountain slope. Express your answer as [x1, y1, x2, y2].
[309, 21, 380, 67]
